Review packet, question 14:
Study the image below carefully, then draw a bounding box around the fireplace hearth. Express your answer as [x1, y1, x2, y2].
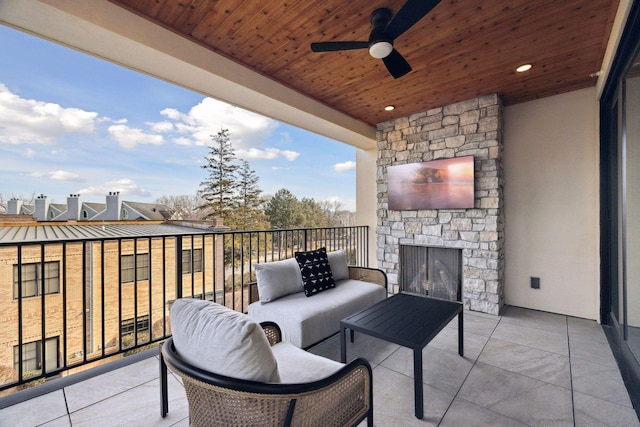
[401, 245, 461, 301]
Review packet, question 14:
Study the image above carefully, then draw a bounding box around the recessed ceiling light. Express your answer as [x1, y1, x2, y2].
[384, 105, 395, 111]
[516, 63, 532, 73]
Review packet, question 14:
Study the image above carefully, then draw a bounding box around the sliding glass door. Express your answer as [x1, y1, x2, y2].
[600, 0, 640, 405]
[624, 52, 640, 362]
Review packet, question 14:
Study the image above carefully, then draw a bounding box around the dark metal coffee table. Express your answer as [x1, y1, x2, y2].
[340, 292, 463, 419]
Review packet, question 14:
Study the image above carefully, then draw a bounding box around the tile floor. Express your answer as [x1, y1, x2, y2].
[1, 306, 638, 426]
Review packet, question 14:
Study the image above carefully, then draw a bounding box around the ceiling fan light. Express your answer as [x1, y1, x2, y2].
[369, 41, 393, 59]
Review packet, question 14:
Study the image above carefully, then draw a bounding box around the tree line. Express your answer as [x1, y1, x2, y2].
[159, 129, 352, 230]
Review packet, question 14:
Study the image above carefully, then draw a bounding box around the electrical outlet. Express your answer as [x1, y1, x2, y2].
[531, 277, 540, 289]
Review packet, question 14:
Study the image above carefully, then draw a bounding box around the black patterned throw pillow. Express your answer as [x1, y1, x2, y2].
[295, 247, 335, 297]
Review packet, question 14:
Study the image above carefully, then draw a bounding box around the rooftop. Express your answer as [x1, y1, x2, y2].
[0, 222, 219, 243]
[1, 306, 637, 426]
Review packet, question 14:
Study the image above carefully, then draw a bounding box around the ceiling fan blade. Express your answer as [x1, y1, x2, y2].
[310, 41, 369, 52]
[385, 0, 441, 40]
[383, 49, 412, 79]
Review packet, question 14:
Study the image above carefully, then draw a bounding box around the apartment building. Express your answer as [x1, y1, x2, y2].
[7, 192, 176, 222]
[0, 216, 227, 387]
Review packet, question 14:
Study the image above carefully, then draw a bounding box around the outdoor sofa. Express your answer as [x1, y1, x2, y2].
[248, 249, 388, 348]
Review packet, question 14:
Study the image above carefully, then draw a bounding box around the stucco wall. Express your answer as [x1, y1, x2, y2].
[504, 87, 599, 319]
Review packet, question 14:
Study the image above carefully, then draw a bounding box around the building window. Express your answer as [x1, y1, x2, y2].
[82, 209, 88, 219]
[49, 211, 55, 219]
[120, 253, 150, 283]
[12, 261, 60, 299]
[13, 337, 59, 375]
[182, 249, 203, 274]
[120, 315, 150, 336]
[121, 208, 128, 219]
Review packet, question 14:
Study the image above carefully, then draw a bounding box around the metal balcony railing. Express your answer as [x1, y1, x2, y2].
[0, 226, 369, 393]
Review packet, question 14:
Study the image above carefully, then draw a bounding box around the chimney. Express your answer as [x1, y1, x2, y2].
[34, 194, 49, 221]
[66, 194, 82, 220]
[105, 191, 122, 220]
[7, 198, 22, 215]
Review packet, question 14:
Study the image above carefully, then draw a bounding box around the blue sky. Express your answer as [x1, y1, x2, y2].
[0, 25, 356, 210]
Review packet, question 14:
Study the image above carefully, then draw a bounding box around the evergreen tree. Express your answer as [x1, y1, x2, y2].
[198, 129, 239, 222]
[264, 188, 302, 228]
[299, 197, 328, 227]
[231, 159, 267, 230]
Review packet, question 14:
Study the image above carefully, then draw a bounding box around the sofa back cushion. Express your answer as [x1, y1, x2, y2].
[327, 249, 349, 281]
[170, 298, 280, 382]
[255, 257, 304, 303]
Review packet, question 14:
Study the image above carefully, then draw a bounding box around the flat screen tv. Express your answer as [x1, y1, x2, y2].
[387, 156, 475, 210]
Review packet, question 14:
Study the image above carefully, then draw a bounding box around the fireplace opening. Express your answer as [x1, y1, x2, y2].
[400, 245, 462, 301]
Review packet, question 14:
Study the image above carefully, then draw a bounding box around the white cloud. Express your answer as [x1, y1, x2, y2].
[236, 147, 300, 161]
[28, 169, 84, 182]
[24, 148, 35, 158]
[50, 170, 84, 182]
[107, 124, 165, 149]
[0, 83, 98, 144]
[324, 196, 342, 204]
[148, 120, 174, 133]
[153, 97, 278, 147]
[278, 131, 293, 145]
[77, 178, 151, 198]
[282, 150, 300, 161]
[333, 161, 356, 172]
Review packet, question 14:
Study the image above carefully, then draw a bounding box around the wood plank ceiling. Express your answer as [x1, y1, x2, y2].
[108, 0, 619, 127]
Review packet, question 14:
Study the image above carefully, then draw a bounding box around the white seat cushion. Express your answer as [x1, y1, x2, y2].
[271, 342, 344, 383]
[171, 298, 280, 382]
[248, 279, 386, 348]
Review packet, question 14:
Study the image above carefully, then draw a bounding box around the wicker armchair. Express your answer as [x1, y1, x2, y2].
[160, 321, 373, 427]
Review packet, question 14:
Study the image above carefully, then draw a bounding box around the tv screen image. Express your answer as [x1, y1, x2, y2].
[387, 156, 475, 210]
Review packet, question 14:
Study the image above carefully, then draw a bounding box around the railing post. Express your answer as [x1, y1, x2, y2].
[303, 229, 308, 252]
[176, 237, 183, 299]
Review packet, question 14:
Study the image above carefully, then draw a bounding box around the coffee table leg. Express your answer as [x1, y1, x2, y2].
[414, 347, 423, 419]
[458, 311, 464, 357]
[340, 326, 347, 363]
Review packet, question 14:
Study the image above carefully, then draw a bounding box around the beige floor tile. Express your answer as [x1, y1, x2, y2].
[0, 390, 68, 427]
[479, 338, 571, 388]
[573, 391, 640, 427]
[571, 357, 634, 407]
[458, 362, 574, 426]
[440, 398, 528, 427]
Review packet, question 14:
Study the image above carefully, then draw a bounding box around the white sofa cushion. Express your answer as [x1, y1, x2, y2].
[271, 341, 344, 383]
[170, 298, 280, 382]
[255, 257, 304, 303]
[327, 250, 349, 281]
[249, 279, 386, 348]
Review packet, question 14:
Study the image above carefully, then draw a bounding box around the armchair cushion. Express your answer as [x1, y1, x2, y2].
[271, 341, 344, 383]
[295, 247, 336, 297]
[170, 298, 280, 382]
[255, 257, 303, 303]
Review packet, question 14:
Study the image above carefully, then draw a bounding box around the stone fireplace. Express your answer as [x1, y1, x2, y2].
[376, 94, 505, 315]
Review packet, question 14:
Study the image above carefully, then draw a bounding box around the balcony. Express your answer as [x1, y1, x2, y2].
[1, 305, 637, 426]
[0, 224, 639, 425]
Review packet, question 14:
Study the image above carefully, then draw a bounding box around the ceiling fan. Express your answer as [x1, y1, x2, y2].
[310, 0, 441, 79]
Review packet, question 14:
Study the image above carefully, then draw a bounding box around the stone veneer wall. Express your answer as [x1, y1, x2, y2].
[376, 94, 505, 315]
